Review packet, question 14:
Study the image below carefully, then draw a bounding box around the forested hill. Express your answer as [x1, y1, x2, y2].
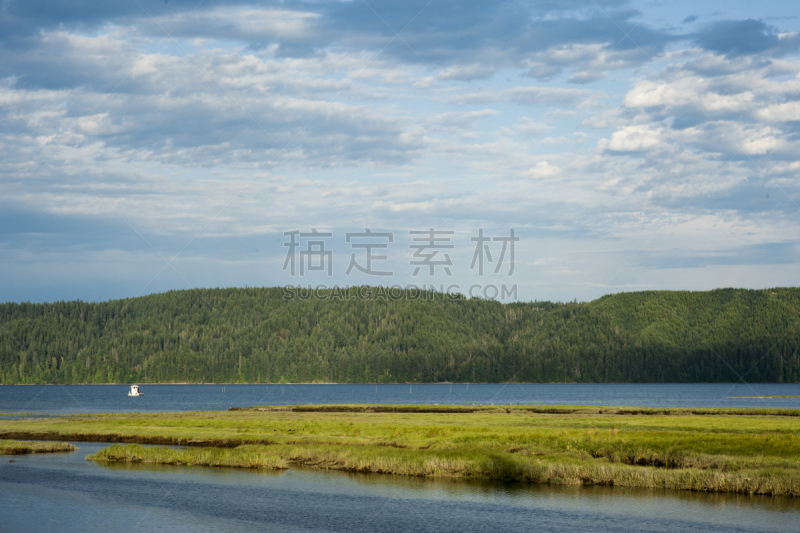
[1, 287, 799, 385]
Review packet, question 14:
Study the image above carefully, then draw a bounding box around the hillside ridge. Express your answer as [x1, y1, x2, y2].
[1, 286, 798, 384]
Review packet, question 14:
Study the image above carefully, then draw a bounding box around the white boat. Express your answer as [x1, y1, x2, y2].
[128, 384, 144, 397]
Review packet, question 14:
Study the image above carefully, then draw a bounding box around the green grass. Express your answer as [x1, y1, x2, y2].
[0, 439, 77, 454]
[89, 444, 287, 469]
[89, 442, 800, 496]
[3, 404, 800, 495]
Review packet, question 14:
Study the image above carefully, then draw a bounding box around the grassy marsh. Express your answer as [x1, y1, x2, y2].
[3, 404, 800, 495]
[88, 442, 800, 497]
[0, 439, 77, 454]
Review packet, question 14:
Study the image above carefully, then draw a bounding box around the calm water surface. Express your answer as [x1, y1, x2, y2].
[3, 383, 800, 414]
[1, 443, 798, 532]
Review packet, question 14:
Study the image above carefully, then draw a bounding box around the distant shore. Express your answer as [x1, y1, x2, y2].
[6, 381, 797, 386]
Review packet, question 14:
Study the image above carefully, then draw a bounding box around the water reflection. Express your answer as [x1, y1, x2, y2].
[1, 442, 797, 532]
[83, 444, 800, 532]
[100, 458, 289, 479]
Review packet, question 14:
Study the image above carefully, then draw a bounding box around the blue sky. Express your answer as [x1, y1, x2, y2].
[0, 0, 798, 303]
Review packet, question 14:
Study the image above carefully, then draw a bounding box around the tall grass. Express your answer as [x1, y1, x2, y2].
[88, 442, 800, 496]
[89, 444, 287, 469]
[0, 439, 77, 454]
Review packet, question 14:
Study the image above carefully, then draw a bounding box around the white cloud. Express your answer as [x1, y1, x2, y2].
[449, 86, 599, 107]
[526, 161, 561, 178]
[607, 125, 663, 152]
[152, 7, 321, 41]
[437, 63, 498, 81]
[523, 43, 654, 83]
[757, 102, 800, 122]
[624, 77, 754, 113]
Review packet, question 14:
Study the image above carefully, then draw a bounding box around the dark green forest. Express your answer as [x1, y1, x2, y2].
[1, 286, 799, 385]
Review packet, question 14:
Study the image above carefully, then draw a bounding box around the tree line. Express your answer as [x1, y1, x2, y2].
[1, 286, 798, 384]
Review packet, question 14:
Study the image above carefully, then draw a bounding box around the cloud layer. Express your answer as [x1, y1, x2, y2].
[0, 0, 798, 303]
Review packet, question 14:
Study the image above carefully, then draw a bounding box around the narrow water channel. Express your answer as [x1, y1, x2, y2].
[1, 443, 797, 532]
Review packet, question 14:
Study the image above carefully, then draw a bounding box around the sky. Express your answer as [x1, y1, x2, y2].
[0, 0, 798, 304]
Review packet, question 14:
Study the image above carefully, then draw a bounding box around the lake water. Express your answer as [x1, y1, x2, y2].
[2, 383, 800, 414]
[1, 442, 798, 533]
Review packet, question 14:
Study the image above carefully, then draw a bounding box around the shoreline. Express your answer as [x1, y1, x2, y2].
[4, 381, 799, 386]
